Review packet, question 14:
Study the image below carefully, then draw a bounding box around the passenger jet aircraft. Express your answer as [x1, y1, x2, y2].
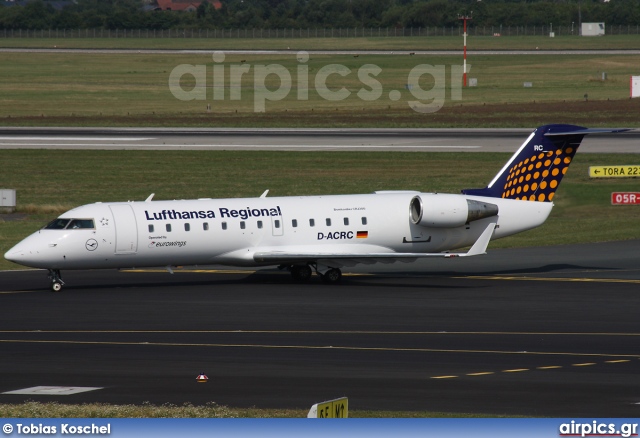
[4, 124, 629, 291]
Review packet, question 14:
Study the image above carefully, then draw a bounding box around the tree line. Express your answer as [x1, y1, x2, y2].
[1, 0, 638, 31]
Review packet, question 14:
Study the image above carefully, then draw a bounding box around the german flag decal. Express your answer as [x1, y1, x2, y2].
[356, 231, 368, 239]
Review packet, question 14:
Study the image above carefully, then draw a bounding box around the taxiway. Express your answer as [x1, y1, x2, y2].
[1, 240, 639, 416]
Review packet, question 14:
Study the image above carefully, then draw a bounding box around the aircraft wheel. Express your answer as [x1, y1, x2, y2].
[47, 269, 64, 292]
[291, 265, 312, 282]
[321, 268, 342, 284]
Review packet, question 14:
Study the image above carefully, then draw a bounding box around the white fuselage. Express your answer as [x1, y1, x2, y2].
[5, 191, 552, 271]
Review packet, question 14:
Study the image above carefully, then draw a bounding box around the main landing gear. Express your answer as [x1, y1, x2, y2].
[47, 269, 65, 292]
[290, 265, 313, 282]
[320, 267, 342, 284]
[283, 264, 342, 284]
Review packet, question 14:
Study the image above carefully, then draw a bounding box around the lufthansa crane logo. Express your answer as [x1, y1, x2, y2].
[85, 239, 98, 251]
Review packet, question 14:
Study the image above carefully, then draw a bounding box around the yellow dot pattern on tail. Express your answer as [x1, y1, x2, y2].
[502, 147, 577, 201]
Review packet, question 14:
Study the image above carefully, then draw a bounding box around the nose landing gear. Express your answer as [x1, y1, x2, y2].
[47, 269, 65, 292]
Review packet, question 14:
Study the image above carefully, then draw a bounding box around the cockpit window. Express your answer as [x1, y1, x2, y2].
[44, 219, 70, 230]
[43, 218, 95, 230]
[67, 219, 95, 229]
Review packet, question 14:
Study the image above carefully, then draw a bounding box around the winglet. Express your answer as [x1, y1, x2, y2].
[461, 222, 496, 257]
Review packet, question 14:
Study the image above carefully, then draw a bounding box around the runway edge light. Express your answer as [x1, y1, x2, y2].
[307, 397, 348, 418]
[196, 373, 208, 383]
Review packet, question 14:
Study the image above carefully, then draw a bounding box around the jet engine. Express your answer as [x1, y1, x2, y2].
[409, 194, 499, 228]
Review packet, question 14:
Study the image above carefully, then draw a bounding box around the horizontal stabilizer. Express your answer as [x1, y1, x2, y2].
[544, 128, 631, 136]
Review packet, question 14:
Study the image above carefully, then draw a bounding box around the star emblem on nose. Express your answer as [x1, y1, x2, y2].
[100, 218, 109, 226]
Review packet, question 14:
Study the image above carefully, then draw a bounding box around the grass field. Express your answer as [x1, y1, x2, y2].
[1, 150, 639, 271]
[1, 34, 639, 51]
[0, 50, 638, 128]
[0, 401, 510, 418]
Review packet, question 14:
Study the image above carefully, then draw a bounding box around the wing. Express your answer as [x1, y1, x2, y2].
[253, 223, 496, 267]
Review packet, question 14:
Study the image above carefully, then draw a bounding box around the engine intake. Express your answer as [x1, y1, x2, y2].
[410, 194, 499, 228]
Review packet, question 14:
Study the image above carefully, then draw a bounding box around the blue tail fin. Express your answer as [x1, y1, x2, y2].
[462, 124, 629, 202]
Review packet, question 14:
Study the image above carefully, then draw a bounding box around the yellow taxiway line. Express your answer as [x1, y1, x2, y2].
[460, 275, 640, 284]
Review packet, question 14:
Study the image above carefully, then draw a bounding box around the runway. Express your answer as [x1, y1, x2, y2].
[1, 240, 639, 416]
[2, 48, 640, 56]
[0, 127, 638, 152]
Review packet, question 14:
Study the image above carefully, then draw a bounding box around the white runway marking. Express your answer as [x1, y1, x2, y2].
[0, 143, 481, 149]
[0, 137, 154, 141]
[2, 386, 103, 395]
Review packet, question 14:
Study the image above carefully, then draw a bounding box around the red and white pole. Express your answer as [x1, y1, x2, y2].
[459, 15, 472, 87]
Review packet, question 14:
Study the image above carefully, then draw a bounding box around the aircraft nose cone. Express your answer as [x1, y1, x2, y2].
[4, 232, 63, 269]
[4, 239, 42, 266]
[4, 246, 26, 264]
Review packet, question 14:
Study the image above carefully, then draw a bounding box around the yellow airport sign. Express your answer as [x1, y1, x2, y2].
[308, 397, 349, 418]
[589, 166, 640, 178]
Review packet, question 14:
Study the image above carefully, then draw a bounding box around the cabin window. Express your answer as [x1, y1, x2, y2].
[292, 219, 298, 228]
[343, 217, 349, 226]
[362, 217, 367, 225]
[148, 224, 154, 233]
[326, 218, 331, 226]
[240, 221, 246, 230]
[274, 219, 281, 228]
[203, 222, 209, 231]
[257, 220, 263, 229]
[166, 224, 172, 232]
[309, 218, 315, 227]
[185, 223, 190, 232]
[222, 222, 227, 230]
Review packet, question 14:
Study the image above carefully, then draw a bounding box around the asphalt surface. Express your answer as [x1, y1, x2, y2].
[1, 240, 639, 416]
[0, 128, 638, 152]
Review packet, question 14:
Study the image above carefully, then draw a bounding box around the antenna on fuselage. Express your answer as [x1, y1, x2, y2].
[260, 190, 269, 198]
[145, 193, 155, 202]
